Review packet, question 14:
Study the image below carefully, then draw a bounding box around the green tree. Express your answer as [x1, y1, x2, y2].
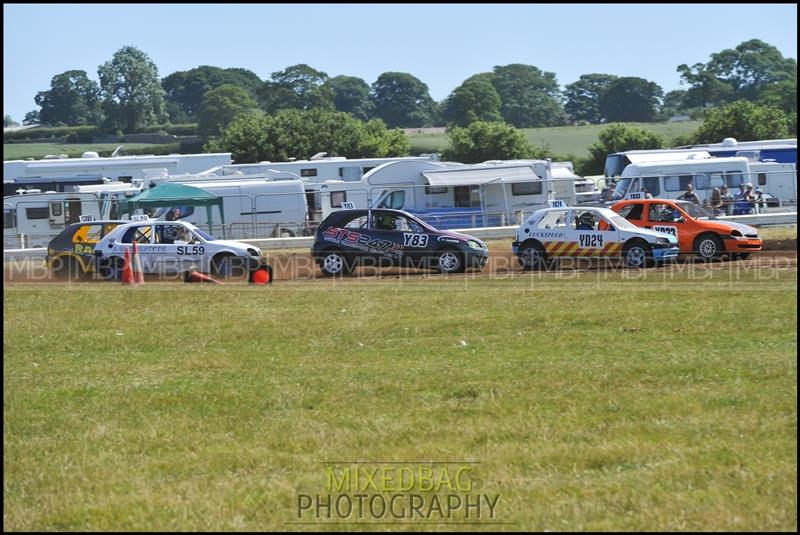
[4, 115, 18, 127]
[443, 121, 533, 163]
[584, 123, 664, 175]
[197, 84, 259, 137]
[206, 109, 410, 163]
[564, 74, 617, 124]
[325, 75, 374, 121]
[258, 64, 334, 113]
[599, 77, 663, 123]
[369, 72, 438, 128]
[98, 46, 167, 132]
[678, 39, 797, 108]
[657, 89, 689, 119]
[162, 65, 263, 119]
[758, 79, 797, 114]
[22, 110, 40, 125]
[489, 64, 564, 128]
[693, 100, 791, 144]
[34, 70, 102, 126]
[441, 77, 503, 127]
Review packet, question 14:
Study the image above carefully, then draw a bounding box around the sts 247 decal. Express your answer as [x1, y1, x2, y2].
[323, 227, 404, 258]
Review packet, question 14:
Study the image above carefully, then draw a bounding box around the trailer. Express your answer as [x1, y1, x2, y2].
[3, 150, 233, 195]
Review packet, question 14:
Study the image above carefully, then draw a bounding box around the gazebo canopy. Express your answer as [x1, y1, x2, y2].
[124, 183, 225, 229]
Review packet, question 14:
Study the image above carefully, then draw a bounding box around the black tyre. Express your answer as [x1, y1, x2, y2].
[211, 253, 246, 279]
[436, 248, 465, 274]
[517, 242, 549, 271]
[695, 234, 723, 261]
[623, 241, 653, 269]
[100, 256, 125, 281]
[51, 256, 84, 281]
[319, 249, 353, 277]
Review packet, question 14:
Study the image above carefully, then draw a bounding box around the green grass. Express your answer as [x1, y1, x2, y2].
[3, 143, 180, 161]
[4, 268, 797, 531]
[409, 121, 703, 159]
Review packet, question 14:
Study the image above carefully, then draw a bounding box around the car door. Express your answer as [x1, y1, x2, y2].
[569, 209, 615, 258]
[396, 213, 434, 268]
[153, 223, 202, 274]
[118, 223, 157, 273]
[361, 210, 405, 267]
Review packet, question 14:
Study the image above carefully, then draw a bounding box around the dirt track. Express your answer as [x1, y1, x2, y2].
[5, 249, 796, 285]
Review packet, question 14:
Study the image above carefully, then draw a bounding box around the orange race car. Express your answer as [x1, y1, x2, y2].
[611, 199, 762, 260]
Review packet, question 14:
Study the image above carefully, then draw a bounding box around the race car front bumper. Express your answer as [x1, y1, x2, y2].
[652, 246, 680, 262]
[465, 249, 489, 269]
[723, 238, 763, 252]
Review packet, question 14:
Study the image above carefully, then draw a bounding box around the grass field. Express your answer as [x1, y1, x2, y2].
[3, 143, 179, 161]
[4, 264, 796, 531]
[408, 121, 703, 158]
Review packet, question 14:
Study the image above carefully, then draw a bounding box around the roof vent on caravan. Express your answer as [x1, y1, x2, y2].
[82, 151, 100, 159]
[310, 152, 327, 160]
[43, 154, 60, 159]
[721, 137, 738, 147]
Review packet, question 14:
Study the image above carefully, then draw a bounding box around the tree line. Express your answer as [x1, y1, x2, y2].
[11, 39, 796, 133]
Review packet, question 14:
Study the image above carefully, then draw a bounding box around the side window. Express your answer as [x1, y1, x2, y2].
[379, 191, 405, 210]
[73, 224, 105, 244]
[25, 207, 50, 220]
[664, 175, 693, 192]
[694, 173, 710, 190]
[616, 203, 643, 221]
[50, 202, 63, 217]
[641, 177, 660, 196]
[572, 211, 599, 231]
[300, 169, 318, 178]
[330, 191, 347, 208]
[343, 215, 368, 229]
[164, 206, 195, 221]
[537, 210, 569, 230]
[155, 224, 190, 244]
[758, 173, 767, 186]
[725, 172, 743, 188]
[121, 225, 152, 244]
[425, 186, 447, 195]
[511, 182, 543, 196]
[649, 203, 676, 222]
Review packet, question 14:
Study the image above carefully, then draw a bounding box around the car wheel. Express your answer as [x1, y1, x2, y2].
[52, 257, 83, 281]
[623, 241, 653, 268]
[211, 253, 244, 279]
[518, 242, 548, 271]
[101, 256, 124, 281]
[320, 249, 352, 277]
[436, 248, 464, 274]
[695, 234, 723, 261]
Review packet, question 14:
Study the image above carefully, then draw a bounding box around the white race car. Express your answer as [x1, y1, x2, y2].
[512, 205, 680, 269]
[94, 219, 264, 279]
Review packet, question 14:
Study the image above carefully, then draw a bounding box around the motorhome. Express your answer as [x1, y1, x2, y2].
[604, 138, 797, 177]
[145, 178, 309, 238]
[216, 153, 441, 182]
[612, 157, 797, 205]
[3, 150, 233, 195]
[4, 191, 103, 248]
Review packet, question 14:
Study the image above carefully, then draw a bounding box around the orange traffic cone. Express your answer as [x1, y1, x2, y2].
[132, 241, 145, 284]
[121, 247, 135, 285]
[184, 270, 224, 284]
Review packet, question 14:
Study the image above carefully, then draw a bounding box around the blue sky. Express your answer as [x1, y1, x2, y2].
[3, 3, 797, 122]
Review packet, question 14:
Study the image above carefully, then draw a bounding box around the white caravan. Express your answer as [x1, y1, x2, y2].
[150, 178, 309, 238]
[3, 151, 232, 195]
[4, 191, 103, 248]
[613, 157, 797, 205]
[217, 153, 441, 182]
